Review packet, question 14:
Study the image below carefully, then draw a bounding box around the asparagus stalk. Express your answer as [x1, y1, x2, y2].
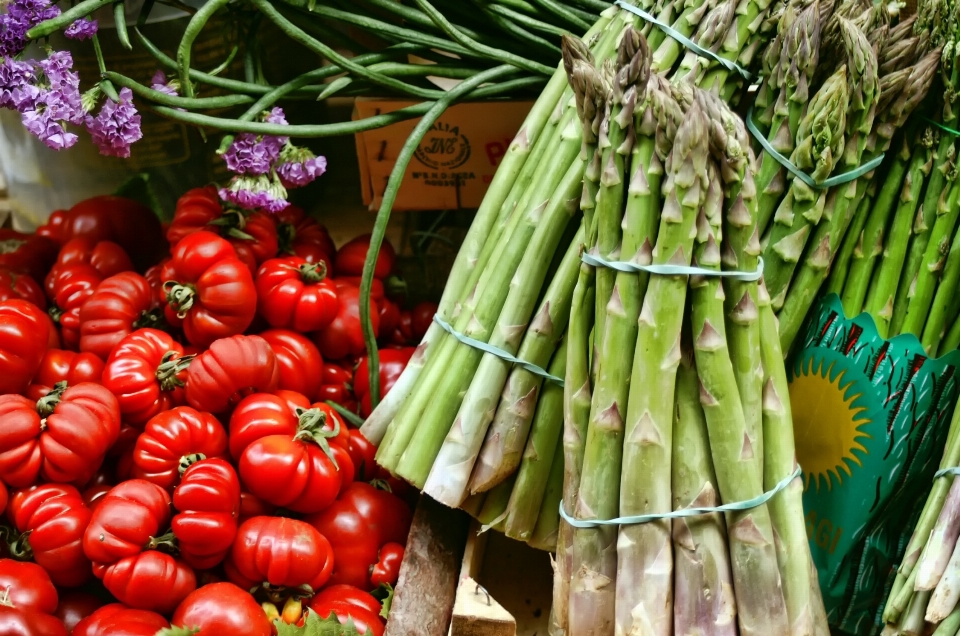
[916, 478, 960, 591]
[528, 442, 565, 552]
[924, 221, 960, 356]
[611, 79, 696, 636]
[478, 473, 516, 531]
[670, 0, 737, 84]
[650, 0, 719, 72]
[826, 185, 875, 302]
[672, 334, 737, 636]
[503, 339, 568, 542]
[931, 605, 960, 635]
[929, 521, 960, 624]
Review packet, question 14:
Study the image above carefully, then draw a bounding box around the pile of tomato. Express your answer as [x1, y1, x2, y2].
[0, 187, 437, 636]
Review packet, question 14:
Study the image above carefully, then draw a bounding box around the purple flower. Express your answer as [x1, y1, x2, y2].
[64, 17, 97, 40]
[222, 132, 281, 175]
[219, 174, 289, 212]
[85, 87, 142, 158]
[278, 155, 327, 188]
[9, 50, 84, 150]
[0, 57, 37, 110]
[0, 0, 59, 57]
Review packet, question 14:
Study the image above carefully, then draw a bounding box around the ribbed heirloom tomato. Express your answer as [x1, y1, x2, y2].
[26, 349, 104, 401]
[101, 329, 189, 425]
[256, 256, 339, 332]
[185, 335, 280, 413]
[161, 231, 257, 348]
[54, 591, 104, 633]
[131, 407, 229, 490]
[72, 604, 169, 636]
[258, 329, 323, 400]
[172, 458, 241, 570]
[7, 484, 93, 587]
[0, 382, 120, 487]
[313, 283, 380, 360]
[46, 264, 101, 350]
[0, 559, 67, 636]
[227, 516, 334, 593]
[171, 582, 273, 636]
[0, 268, 45, 308]
[0, 230, 58, 283]
[0, 299, 50, 395]
[78, 272, 160, 360]
[50, 237, 133, 280]
[310, 585, 385, 636]
[275, 205, 336, 266]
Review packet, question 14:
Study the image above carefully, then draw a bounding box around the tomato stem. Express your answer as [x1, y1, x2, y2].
[209, 209, 256, 242]
[47, 304, 64, 324]
[156, 352, 196, 391]
[164, 281, 198, 318]
[133, 307, 167, 330]
[178, 453, 207, 476]
[36, 381, 67, 417]
[298, 261, 327, 284]
[145, 531, 179, 553]
[6, 530, 33, 562]
[294, 408, 340, 468]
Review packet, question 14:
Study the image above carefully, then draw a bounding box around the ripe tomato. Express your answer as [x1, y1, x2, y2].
[101, 550, 196, 614]
[78, 272, 160, 360]
[168, 187, 279, 270]
[313, 283, 380, 360]
[26, 349, 104, 401]
[161, 231, 257, 347]
[259, 329, 324, 400]
[239, 491, 273, 523]
[312, 585, 382, 615]
[310, 586, 385, 636]
[229, 516, 334, 592]
[7, 484, 93, 587]
[82, 483, 111, 511]
[305, 482, 412, 590]
[378, 299, 400, 344]
[172, 458, 240, 570]
[131, 407, 229, 490]
[0, 299, 49, 395]
[0, 267, 45, 309]
[228, 391, 306, 461]
[0, 382, 120, 487]
[335, 234, 395, 279]
[348, 429, 379, 481]
[411, 301, 438, 339]
[0, 230, 58, 283]
[185, 335, 280, 413]
[370, 542, 404, 587]
[256, 256, 339, 332]
[82, 480, 171, 568]
[73, 604, 169, 636]
[275, 205, 336, 265]
[46, 264, 101, 350]
[101, 329, 189, 425]
[171, 582, 273, 636]
[354, 347, 415, 417]
[54, 591, 104, 633]
[52, 237, 133, 280]
[0, 559, 58, 612]
[0, 607, 67, 636]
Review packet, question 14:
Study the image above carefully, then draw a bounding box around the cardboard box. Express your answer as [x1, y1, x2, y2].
[354, 99, 534, 211]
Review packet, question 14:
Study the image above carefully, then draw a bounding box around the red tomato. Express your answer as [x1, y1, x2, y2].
[275, 205, 336, 264]
[310, 603, 384, 636]
[171, 582, 273, 636]
[336, 277, 385, 305]
[73, 604, 169, 636]
[411, 301, 438, 340]
[311, 585, 383, 615]
[354, 347, 415, 417]
[0, 607, 67, 636]
[40, 196, 166, 271]
[82, 483, 111, 511]
[0, 480, 7, 515]
[378, 299, 400, 344]
[230, 516, 334, 592]
[322, 363, 353, 386]
[0, 230, 58, 282]
[0, 382, 120, 487]
[239, 491, 273, 523]
[370, 542, 404, 587]
[101, 329, 188, 426]
[78, 272, 160, 360]
[0, 299, 49, 394]
[228, 391, 306, 461]
[43, 312, 60, 349]
[0, 267, 45, 309]
[7, 484, 92, 587]
[185, 335, 280, 413]
[52, 237, 133, 280]
[46, 264, 101, 350]
[305, 482, 412, 589]
[131, 407, 229, 490]
[54, 591, 104, 633]
[313, 284, 380, 360]
[26, 349, 104, 401]
[82, 480, 171, 568]
[393, 310, 414, 345]
[348, 429, 379, 481]
[0, 559, 58, 612]
[101, 550, 196, 614]
[161, 231, 257, 348]
[172, 458, 240, 570]
[335, 234, 395, 279]
[259, 329, 324, 400]
[256, 256, 339, 332]
[168, 187, 279, 270]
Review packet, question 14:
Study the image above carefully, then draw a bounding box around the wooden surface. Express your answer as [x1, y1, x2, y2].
[385, 496, 470, 636]
[451, 577, 517, 636]
[475, 531, 553, 636]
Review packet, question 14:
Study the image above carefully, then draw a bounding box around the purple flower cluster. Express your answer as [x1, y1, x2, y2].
[219, 107, 326, 212]
[0, 0, 59, 57]
[85, 87, 142, 158]
[64, 17, 97, 41]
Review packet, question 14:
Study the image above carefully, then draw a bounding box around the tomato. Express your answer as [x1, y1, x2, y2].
[73, 604, 169, 636]
[7, 484, 92, 587]
[0, 559, 58, 612]
[78, 272, 161, 360]
[0, 268, 45, 309]
[43, 313, 60, 349]
[168, 187, 279, 270]
[378, 299, 400, 344]
[256, 256, 339, 332]
[54, 591, 104, 633]
[310, 603, 384, 636]
[101, 329, 189, 426]
[82, 483, 111, 511]
[323, 363, 353, 387]
[0, 299, 50, 395]
[102, 550, 196, 613]
[228, 392, 306, 461]
[239, 491, 273, 524]
[0, 481, 7, 516]
[230, 516, 334, 592]
[259, 329, 323, 400]
[46, 264, 101, 350]
[354, 347, 415, 417]
[313, 284, 380, 361]
[336, 277, 385, 305]
[0, 382, 120, 487]
[305, 483, 412, 590]
[335, 235, 395, 279]
[171, 582, 273, 636]
[348, 429, 380, 482]
[0, 607, 67, 636]
[52, 238, 133, 280]
[411, 301, 438, 340]
[185, 335, 280, 413]
[172, 458, 240, 570]
[26, 349, 104, 401]
[82, 480, 171, 568]
[39, 196, 166, 272]
[311, 585, 382, 615]
[275, 205, 336, 264]
[131, 407, 229, 490]
[0, 230, 59, 282]
[370, 542, 404, 587]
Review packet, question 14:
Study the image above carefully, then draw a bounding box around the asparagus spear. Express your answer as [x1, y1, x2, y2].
[928, 516, 960, 623]
[528, 441, 565, 552]
[478, 473, 516, 531]
[931, 605, 960, 635]
[916, 478, 960, 591]
[827, 184, 875, 303]
[924, 219, 960, 356]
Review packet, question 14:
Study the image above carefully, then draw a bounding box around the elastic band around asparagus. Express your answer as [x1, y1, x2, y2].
[582, 251, 765, 279]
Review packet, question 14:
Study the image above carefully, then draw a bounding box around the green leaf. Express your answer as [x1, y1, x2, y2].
[373, 583, 394, 620]
[113, 172, 168, 221]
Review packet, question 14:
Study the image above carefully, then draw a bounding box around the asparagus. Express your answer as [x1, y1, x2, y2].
[929, 519, 960, 623]
[503, 339, 568, 542]
[827, 185, 875, 303]
[923, 217, 960, 356]
[916, 478, 960, 591]
[611, 83, 700, 636]
[528, 433, 567, 552]
[478, 473, 516, 531]
[931, 605, 960, 635]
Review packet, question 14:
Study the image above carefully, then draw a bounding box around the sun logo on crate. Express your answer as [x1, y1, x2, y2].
[790, 357, 871, 493]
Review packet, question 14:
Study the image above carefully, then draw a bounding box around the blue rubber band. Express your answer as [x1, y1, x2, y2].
[935, 467, 960, 479]
[432, 315, 564, 386]
[924, 117, 960, 138]
[745, 106, 885, 190]
[560, 465, 802, 528]
[614, 0, 753, 80]
[582, 252, 764, 281]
